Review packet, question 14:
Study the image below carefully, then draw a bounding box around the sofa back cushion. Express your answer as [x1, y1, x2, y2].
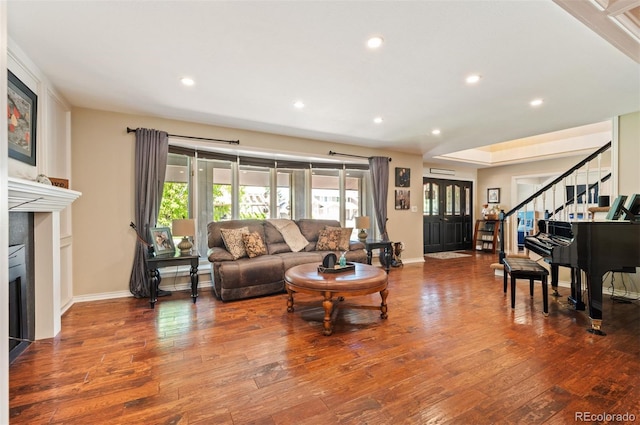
[263, 221, 290, 254]
[208, 219, 266, 249]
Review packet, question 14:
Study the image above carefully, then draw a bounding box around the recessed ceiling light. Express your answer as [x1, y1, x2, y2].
[530, 98, 544, 107]
[432, 129, 441, 135]
[367, 36, 384, 49]
[180, 77, 195, 86]
[465, 74, 481, 84]
[373, 117, 384, 124]
[293, 100, 305, 109]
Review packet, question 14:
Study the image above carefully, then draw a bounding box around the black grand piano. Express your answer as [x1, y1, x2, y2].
[525, 219, 640, 335]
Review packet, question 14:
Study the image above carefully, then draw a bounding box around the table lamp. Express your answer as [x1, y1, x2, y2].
[172, 219, 195, 255]
[355, 216, 370, 241]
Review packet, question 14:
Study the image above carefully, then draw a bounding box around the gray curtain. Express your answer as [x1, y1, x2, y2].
[368, 156, 390, 240]
[129, 128, 169, 298]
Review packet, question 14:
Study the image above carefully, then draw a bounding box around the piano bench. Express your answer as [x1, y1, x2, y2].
[502, 257, 550, 316]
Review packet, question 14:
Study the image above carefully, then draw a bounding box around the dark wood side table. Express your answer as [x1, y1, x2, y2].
[363, 240, 393, 274]
[147, 252, 199, 309]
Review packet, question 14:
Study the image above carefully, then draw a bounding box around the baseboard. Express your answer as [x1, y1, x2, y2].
[69, 279, 213, 306]
[395, 257, 425, 265]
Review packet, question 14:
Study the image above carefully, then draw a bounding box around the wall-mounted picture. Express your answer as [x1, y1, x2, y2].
[150, 227, 175, 256]
[487, 188, 500, 203]
[8, 70, 37, 166]
[395, 189, 410, 210]
[395, 167, 410, 187]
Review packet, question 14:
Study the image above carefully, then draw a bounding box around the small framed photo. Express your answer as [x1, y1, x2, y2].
[395, 167, 410, 187]
[487, 188, 500, 204]
[150, 227, 175, 256]
[395, 189, 410, 210]
[8, 70, 38, 166]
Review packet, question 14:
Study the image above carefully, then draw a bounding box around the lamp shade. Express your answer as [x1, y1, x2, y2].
[172, 219, 195, 237]
[355, 216, 370, 229]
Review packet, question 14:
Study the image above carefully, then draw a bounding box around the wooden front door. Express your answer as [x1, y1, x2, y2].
[423, 178, 473, 253]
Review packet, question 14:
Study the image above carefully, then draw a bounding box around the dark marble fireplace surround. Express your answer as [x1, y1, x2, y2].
[8, 212, 35, 363]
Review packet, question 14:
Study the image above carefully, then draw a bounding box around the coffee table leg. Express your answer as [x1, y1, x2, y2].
[380, 288, 388, 319]
[286, 287, 295, 313]
[322, 292, 333, 336]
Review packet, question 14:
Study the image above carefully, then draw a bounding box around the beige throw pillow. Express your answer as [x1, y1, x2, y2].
[242, 231, 267, 258]
[326, 226, 353, 251]
[220, 226, 249, 260]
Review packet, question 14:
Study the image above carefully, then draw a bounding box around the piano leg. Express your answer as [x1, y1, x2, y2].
[550, 264, 560, 297]
[585, 272, 606, 336]
[568, 267, 586, 311]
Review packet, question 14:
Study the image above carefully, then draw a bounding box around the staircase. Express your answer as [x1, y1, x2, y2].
[498, 141, 613, 262]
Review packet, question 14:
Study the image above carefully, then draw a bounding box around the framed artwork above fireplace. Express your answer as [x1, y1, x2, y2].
[8, 70, 38, 166]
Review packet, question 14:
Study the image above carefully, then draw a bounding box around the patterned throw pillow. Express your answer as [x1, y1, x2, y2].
[220, 227, 249, 260]
[242, 231, 267, 258]
[316, 228, 342, 251]
[325, 226, 353, 251]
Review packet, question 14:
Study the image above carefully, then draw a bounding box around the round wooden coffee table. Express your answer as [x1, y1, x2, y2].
[284, 262, 388, 335]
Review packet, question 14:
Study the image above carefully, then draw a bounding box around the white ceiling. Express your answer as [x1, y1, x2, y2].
[6, 1, 640, 163]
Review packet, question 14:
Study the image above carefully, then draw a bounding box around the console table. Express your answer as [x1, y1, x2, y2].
[363, 240, 393, 274]
[147, 252, 199, 308]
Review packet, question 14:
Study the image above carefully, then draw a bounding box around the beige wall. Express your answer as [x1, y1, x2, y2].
[618, 111, 640, 196]
[71, 107, 425, 297]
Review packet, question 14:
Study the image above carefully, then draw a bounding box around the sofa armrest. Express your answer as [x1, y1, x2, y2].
[207, 247, 234, 262]
[349, 240, 365, 250]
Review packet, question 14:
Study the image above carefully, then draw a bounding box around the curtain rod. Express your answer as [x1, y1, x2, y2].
[126, 127, 240, 145]
[328, 151, 392, 161]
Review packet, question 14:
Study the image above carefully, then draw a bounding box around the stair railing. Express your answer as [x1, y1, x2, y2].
[498, 141, 612, 263]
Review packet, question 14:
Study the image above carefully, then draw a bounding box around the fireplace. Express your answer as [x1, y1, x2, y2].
[8, 213, 35, 363]
[9, 245, 29, 362]
[7, 177, 81, 357]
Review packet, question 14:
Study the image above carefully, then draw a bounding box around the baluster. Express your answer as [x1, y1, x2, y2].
[552, 184, 557, 221]
[573, 170, 578, 220]
[585, 161, 590, 220]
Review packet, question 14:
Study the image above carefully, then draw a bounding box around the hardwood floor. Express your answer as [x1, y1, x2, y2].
[9, 252, 640, 424]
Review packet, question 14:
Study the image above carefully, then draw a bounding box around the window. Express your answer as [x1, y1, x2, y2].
[239, 166, 270, 219]
[276, 171, 292, 219]
[158, 153, 190, 228]
[161, 146, 370, 258]
[423, 182, 439, 216]
[312, 169, 340, 220]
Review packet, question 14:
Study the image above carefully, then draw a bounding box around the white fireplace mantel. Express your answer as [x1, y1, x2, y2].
[8, 176, 81, 212]
[8, 176, 82, 339]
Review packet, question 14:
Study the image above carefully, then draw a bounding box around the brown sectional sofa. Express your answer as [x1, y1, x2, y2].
[207, 218, 368, 301]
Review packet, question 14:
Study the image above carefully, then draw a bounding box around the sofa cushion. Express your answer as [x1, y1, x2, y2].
[326, 226, 353, 251]
[220, 226, 249, 259]
[316, 228, 342, 251]
[276, 251, 324, 270]
[242, 231, 267, 258]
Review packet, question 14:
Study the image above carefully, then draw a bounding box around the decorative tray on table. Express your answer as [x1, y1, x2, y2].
[318, 262, 356, 273]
